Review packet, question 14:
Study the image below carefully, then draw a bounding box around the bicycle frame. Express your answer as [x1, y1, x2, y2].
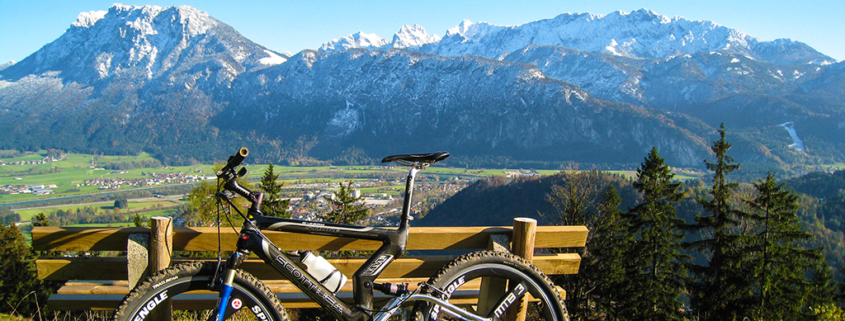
[216, 165, 433, 321]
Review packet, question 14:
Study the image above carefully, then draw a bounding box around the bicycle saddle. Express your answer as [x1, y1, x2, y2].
[381, 152, 450, 165]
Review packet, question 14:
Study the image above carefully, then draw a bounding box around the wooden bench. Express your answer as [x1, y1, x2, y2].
[32, 217, 587, 312]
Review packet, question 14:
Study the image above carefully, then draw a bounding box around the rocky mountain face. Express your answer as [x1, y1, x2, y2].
[325, 9, 834, 65]
[226, 49, 711, 166]
[0, 5, 842, 169]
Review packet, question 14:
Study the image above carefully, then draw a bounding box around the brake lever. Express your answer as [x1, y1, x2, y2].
[217, 190, 237, 200]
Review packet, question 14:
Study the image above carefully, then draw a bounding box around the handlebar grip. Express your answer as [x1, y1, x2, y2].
[226, 147, 249, 169]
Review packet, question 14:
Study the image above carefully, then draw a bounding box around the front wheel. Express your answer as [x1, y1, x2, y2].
[413, 251, 568, 321]
[113, 262, 289, 321]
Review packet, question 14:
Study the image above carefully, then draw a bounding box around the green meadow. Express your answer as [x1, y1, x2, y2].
[13, 199, 182, 222]
[1, 152, 213, 203]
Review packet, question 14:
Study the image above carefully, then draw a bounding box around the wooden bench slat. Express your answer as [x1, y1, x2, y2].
[37, 254, 580, 280]
[32, 226, 588, 252]
[48, 279, 487, 311]
[56, 278, 441, 295]
[47, 289, 488, 311]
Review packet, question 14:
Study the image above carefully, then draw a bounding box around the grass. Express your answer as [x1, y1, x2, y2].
[12, 199, 182, 221]
[825, 163, 845, 171]
[0, 313, 29, 321]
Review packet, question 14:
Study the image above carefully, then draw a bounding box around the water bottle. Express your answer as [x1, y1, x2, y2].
[300, 251, 348, 294]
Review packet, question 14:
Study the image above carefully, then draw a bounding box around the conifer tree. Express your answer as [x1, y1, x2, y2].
[257, 163, 290, 218]
[745, 171, 821, 319]
[33, 212, 50, 226]
[686, 123, 750, 320]
[320, 181, 368, 225]
[619, 147, 688, 320]
[587, 185, 630, 320]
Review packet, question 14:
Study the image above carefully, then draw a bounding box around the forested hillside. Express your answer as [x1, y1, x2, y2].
[418, 139, 845, 319]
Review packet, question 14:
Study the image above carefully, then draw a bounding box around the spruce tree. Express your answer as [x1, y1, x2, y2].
[745, 171, 821, 319]
[33, 212, 50, 226]
[257, 163, 290, 218]
[619, 147, 688, 320]
[686, 123, 750, 320]
[587, 185, 629, 320]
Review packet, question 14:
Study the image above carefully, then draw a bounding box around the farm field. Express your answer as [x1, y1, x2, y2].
[13, 198, 183, 222]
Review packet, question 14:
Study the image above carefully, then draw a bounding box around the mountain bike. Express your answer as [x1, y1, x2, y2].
[113, 148, 568, 321]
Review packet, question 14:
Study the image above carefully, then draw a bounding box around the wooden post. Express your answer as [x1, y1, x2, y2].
[127, 233, 149, 289]
[508, 217, 537, 321]
[149, 217, 173, 321]
[477, 233, 510, 314]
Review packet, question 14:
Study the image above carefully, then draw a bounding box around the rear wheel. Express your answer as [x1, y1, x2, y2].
[113, 262, 288, 321]
[413, 251, 568, 321]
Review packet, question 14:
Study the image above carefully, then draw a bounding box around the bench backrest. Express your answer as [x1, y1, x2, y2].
[32, 222, 588, 282]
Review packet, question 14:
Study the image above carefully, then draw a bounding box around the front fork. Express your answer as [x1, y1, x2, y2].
[214, 251, 247, 321]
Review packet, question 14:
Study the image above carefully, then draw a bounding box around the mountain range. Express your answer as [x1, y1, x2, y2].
[0, 4, 842, 170]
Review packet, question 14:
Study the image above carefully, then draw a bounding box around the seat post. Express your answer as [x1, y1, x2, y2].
[399, 166, 420, 230]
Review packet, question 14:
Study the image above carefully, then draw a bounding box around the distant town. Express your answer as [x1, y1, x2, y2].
[80, 172, 216, 190]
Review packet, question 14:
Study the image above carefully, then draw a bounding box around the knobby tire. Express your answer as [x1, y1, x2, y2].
[113, 262, 289, 321]
[413, 251, 569, 321]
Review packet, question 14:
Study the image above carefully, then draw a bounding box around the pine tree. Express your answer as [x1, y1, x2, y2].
[745, 171, 822, 319]
[587, 185, 630, 320]
[320, 181, 368, 225]
[686, 123, 751, 320]
[257, 163, 290, 218]
[33, 212, 50, 226]
[619, 147, 688, 320]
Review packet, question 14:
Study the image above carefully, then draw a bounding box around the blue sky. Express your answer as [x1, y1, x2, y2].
[1, 0, 843, 64]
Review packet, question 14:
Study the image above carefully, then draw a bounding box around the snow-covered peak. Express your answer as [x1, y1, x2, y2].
[443, 19, 515, 41]
[5, 3, 271, 83]
[320, 26, 440, 52]
[424, 8, 833, 65]
[391, 24, 441, 48]
[607, 8, 670, 23]
[70, 4, 213, 38]
[0, 60, 14, 72]
[258, 50, 287, 66]
[446, 20, 475, 36]
[320, 32, 389, 52]
[72, 10, 107, 28]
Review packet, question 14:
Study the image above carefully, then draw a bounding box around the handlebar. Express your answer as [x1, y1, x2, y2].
[222, 147, 249, 173]
[217, 147, 262, 213]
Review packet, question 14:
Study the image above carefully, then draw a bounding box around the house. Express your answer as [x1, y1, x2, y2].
[33, 189, 53, 195]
